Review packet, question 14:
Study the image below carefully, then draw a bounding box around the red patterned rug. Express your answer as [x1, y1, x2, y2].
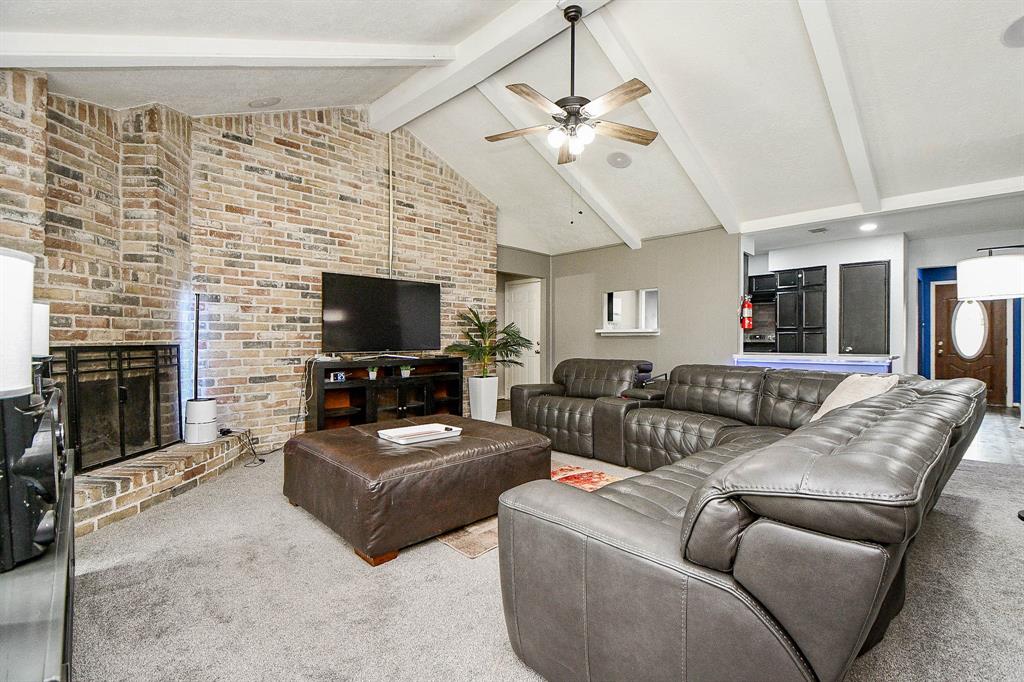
[437, 465, 621, 558]
[550, 465, 621, 492]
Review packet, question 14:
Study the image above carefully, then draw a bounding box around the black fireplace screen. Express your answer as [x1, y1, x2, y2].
[51, 345, 182, 472]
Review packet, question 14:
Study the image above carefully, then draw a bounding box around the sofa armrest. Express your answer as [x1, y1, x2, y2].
[510, 383, 564, 428]
[621, 387, 666, 401]
[593, 396, 663, 466]
[498, 481, 813, 682]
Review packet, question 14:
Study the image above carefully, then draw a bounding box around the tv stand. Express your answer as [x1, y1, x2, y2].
[306, 356, 464, 432]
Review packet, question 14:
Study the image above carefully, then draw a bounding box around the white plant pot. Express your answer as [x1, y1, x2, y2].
[368, 371, 377, 380]
[400, 369, 411, 378]
[468, 375, 499, 422]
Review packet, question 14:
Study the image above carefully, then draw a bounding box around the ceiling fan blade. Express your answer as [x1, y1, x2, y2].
[484, 125, 550, 142]
[592, 120, 658, 146]
[506, 83, 565, 116]
[581, 78, 651, 118]
[557, 141, 578, 165]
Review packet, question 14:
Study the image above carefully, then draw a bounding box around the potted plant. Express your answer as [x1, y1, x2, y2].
[399, 365, 413, 379]
[367, 366, 378, 380]
[445, 307, 532, 422]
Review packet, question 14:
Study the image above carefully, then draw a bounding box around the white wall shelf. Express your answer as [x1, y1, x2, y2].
[594, 329, 661, 337]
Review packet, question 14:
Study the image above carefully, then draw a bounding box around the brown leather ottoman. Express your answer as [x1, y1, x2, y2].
[283, 414, 551, 566]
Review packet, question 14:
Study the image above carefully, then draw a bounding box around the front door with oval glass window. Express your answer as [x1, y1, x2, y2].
[934, 283, 1007, 405]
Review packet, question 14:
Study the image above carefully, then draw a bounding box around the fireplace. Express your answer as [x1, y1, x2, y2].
[51, 345, 182, 472]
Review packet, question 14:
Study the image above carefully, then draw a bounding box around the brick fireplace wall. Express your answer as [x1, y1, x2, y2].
[191, 108, 496, 446]
[0, 70, 47, 261]
[5, 69, 497, 453]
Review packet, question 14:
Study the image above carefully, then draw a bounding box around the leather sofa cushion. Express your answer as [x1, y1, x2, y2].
[681, 381, 984, 569]
[527, 394, 596, 456]
[756, 369, 849, 429]
[623, 408, 746, 471]
[713, 425, 792, 447]
[664, 365, 766, 424]
[552, 358, 646, 400]
[594, 438, 767, 531]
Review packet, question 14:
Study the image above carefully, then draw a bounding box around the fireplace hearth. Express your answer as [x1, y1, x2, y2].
[51, 345, 182, 472]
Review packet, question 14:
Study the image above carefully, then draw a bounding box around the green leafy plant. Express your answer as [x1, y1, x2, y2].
[368, 366, 378, 372]
[400, 365, 413, 371]
[445, 307, 533, 378]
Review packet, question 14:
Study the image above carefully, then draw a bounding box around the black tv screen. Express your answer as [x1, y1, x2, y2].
[321, 273, 441, 352]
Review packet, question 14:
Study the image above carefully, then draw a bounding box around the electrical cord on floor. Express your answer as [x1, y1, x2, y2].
[219, 427, 279, 467]
[293, 356, 318, 438]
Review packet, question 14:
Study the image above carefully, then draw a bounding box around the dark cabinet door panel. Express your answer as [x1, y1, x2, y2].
[840, 261, 890, 355]
[803, 332, 826, 354]
[802, 266, 827, 288]
[777, 291, 800, 329]
[777, 332, 801, 353]
[803, 289, 826, 329]
[777, 270, 800, 288]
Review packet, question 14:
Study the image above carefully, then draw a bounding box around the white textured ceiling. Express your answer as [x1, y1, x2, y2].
[4, 0, 1023, 255]
[828, 0, 1024, 197]
[606, 0, 859, 221]
[0, 0, 513, 43]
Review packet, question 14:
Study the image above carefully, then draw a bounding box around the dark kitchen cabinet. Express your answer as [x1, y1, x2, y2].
[774, 266, 826, 353]
[749, 274, 777, 294]
[840, 261, 890, 355]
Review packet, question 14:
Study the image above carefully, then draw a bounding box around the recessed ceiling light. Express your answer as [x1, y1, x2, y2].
[606, 151, 632, 168]
[248, 96, 282, 109]
[1002, 15, 1024, 47]
[859, 222, 878, 232]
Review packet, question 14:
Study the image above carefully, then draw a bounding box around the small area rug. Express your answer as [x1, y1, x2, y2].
[436, 465, 620, 558]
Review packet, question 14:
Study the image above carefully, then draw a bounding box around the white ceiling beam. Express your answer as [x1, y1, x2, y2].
[741, 176, 1024, 233]
[476, 78, 642, 250]
[582, 10, 742, 234]
[368, 0, 612, 133]
[797, 0, 881, 212]
[0, 32, 453, 68]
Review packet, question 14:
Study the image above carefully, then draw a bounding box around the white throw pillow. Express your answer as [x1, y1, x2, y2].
[809, 373, 899, 422]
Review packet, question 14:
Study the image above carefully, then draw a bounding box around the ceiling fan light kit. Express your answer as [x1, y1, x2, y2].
[484, 5, 659, 164]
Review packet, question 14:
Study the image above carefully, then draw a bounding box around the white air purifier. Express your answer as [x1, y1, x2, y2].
[184, 397, 218, 444]
[184, 293, 218, 443]
[0, 247, 35, 399]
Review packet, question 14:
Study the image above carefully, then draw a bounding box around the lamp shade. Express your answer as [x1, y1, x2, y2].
[0, 247, 35, 398]
[956, 253, 1024, 301]
[32, 302, 50, 357]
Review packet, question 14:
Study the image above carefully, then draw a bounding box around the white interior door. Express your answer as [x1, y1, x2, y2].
[504, 279, 542, 397]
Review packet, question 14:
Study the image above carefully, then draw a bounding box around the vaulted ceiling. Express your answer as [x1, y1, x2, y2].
[3, 0, 1022, 255]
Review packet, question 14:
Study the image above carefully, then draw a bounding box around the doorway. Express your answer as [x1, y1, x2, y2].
[933, 282, 1007, 405]
[502, 278, 542, 398]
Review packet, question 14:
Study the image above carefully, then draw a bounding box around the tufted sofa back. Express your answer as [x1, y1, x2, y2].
[755, 369, 850, 429]
[552, 358, 650, 399]
[663, 365, 767, 424]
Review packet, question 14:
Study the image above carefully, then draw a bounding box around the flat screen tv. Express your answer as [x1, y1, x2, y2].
[321, 272, 441, 352]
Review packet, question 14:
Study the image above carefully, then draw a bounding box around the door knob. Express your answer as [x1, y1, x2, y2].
[937, 349, 944, 355]
[844, 346, 853, 352]
[937, 340, 944, 346]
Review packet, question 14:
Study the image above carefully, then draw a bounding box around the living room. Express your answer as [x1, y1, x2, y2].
[0, 1, 1021, 680]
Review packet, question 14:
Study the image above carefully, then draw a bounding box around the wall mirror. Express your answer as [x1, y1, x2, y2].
[597, 288, 660, 336]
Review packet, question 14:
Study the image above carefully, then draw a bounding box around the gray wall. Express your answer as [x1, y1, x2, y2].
[551, 229, 742, 375]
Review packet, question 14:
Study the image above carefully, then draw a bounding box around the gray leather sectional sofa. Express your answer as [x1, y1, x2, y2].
[500, 364, 986, 682]
[510, 358, 653, 457]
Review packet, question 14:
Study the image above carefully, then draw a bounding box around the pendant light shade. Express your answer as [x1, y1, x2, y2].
[0, 247, 35, 398]
[956, 252, 1024, 301]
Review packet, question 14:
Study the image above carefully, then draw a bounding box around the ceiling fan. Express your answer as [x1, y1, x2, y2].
[484, 4, 658, 164]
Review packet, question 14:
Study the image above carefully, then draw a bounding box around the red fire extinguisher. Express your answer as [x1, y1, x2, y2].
[740, 295, 753, 330]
